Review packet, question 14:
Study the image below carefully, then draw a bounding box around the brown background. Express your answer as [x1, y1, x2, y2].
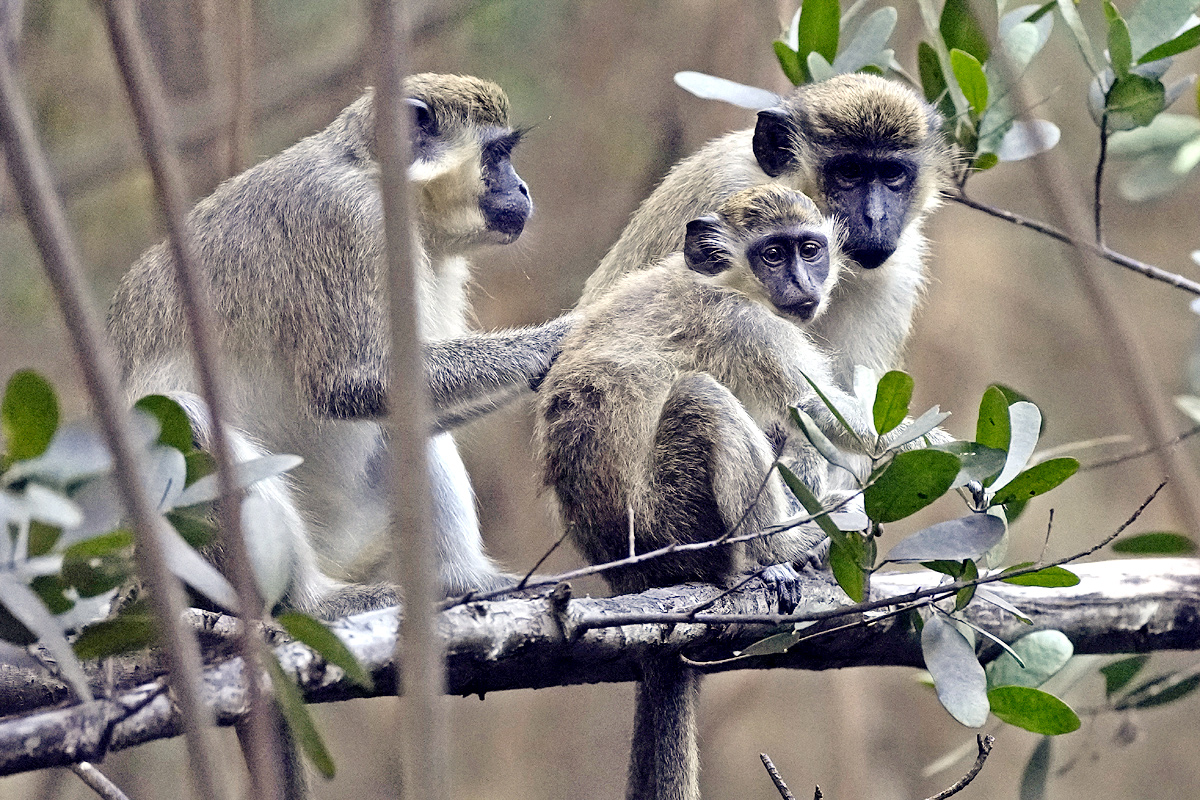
[2, 1, 1199, 798]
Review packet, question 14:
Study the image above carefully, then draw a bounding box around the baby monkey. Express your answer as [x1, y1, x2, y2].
[538, 184, 868, 598]
[536, 184, 872, 800]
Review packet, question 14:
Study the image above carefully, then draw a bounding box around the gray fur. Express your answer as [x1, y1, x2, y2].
[580, 73, 954, 389]
[537, 187, 872, 800]
[108, 75, 569, 614]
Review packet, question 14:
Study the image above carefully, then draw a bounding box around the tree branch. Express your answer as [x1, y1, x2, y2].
[0, 558, 1197, 776]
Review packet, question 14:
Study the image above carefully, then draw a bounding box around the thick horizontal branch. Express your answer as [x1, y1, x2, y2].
[0, 558, 1197, 775]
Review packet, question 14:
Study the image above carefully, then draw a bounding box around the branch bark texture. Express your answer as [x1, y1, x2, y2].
[0, 558, 1197, 775]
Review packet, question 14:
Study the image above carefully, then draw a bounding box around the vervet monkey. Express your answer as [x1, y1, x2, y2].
[537, 186, 872, 800]
[108, 74, 570, 612]
[580, 73, 956, 389]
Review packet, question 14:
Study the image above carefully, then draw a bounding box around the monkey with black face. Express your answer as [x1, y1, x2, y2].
[537, 185, 871, 800]
[581, 73, 955, 390]
[109, 74, 570, 612]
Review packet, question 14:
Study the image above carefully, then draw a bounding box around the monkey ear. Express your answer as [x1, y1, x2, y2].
[406, 98, 438, 137]
[684, 216, 733, 275]
[753, 108, 797, 177]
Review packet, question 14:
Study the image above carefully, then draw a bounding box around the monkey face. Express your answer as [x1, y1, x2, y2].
[478, 128, 532, 242]
[747, 229, 830, 320]
[821, 153, 917, 270]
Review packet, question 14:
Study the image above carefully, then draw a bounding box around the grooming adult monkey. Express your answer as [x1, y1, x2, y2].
[538, 186, 873, 800]
[109, 74, 570, 612]
[581, 73, 956, 389]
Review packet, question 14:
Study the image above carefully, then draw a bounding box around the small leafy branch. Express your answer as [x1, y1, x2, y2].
[0, 370, 371, 779]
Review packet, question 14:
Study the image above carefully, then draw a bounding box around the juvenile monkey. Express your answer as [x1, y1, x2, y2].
[108, 74, 569, 611]
[537, 185, 871, 800]
[581, 73, 955, 389]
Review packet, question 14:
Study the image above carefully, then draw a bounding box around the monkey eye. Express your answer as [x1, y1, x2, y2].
[878, 162, 910, 188]
[830, 160, 864, 188]
[760, 244, 787, 267]
[798, 239, 822, 260]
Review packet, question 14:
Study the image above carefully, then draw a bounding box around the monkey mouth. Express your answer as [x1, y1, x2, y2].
[848, 246, 894, 270]
[778, 301, 819, 321]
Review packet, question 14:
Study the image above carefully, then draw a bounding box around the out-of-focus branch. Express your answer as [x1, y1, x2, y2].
[373, 3, 448, 800]
[0, 28, 223, 800]
[101, 2, 281, 797]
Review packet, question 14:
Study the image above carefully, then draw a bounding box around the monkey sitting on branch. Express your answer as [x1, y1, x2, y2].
[536, 185, 872, 800]
[108, 74, 571, 615]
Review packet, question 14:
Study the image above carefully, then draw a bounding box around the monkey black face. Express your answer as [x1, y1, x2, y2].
[684, 217, 830, 321]
[478, 128, 532, 241]
[822, 153, 916, 270]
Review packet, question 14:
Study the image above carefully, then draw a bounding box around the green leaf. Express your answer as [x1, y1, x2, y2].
[277, 611, 374, 690]
[829, 535, 867, 602]
[1124, 0, 1200, 60]
[0, 572, 92, 700]
[134, 395, 195, 455]
[27, 521, 61, 558]
[2, 370, 59, 462]
[988, 686, 1080, 734]
[795, 0, 840, 69]
[1100, 655, 1149, 697]
[1104, 2, 1133, 78]
[940, 0, 990, 63]
[873, 370, 913, 436]
[922, 614, 989, 727]
[1000, 564, 1080, 587]
[1112, 531, 1197, 555]
[885, 514, 1005, 563]
[185, 450, 216, 487]
[777, 463, 843, 542]
[1107, 74, 1167, 131]
[166, 510, 217, 549]
[806, 51, 836, 83]
[265, 654, 336, 778]
[73, 608, 158, 659]
[832, 7, 897, 74]
[790, 406, 860, 477]
[973, 151, 1000, 170]
[62, 531, 134, 597]
[774, 40, 807, 85]
[1138, 24, 1200, 64]
[986, 630, 1074, 689]
[955, 559, 979, 610]
[30, 575, 74, 615]
[950, 49, 988, 118]
[990, 458, 1079, 506]
[918, 40, 951, 108]
[1116, 671, 1200, 709]
[864, 449, 960, 523]
[737, 625, 813, 658]
[935, 441, 1007, 489]
[1056, 0, 1101, 74]
[922, 559, 966, 578]
[799, 371, 863, 448]
[976, 386, 1011, 452]
[1019, 736, 1053, 800]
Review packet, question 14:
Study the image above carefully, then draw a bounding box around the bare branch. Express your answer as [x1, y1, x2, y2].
[759, 753, 797, 800]
[70, 762, 133, 800]
[924, 735, 994, 800]
[949, 191, 1200, 296]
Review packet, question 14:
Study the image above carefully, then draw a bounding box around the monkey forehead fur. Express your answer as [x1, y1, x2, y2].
[788, 73, 940, 154]
[716, 184, 822, 237]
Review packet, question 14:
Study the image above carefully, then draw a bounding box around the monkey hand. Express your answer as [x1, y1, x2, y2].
[528, 312, 582, 391]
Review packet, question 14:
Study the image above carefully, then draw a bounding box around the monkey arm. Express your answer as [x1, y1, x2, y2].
[424, 313, 578, 431]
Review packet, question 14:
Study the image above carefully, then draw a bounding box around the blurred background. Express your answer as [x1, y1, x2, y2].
[3, 0, 1200, 798]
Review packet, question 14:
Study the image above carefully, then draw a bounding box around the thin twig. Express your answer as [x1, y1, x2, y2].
[0, 28, 224, 800]
[760, 753, 797, 800]
[69, 763, 132, 800]
[516, 526, 572, 590]
[949, 191, 1200, 296]
[572, 480, 1166, 630]
[1080, 425, 1200, 471]
[924, 734, 994, 800]
[1094, 115, 1109, 247]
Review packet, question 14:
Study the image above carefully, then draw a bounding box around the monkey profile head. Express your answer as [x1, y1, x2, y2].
[683, 185, 842, 322]
[751, 73, 956, 270]
[400, 74, 533, 250]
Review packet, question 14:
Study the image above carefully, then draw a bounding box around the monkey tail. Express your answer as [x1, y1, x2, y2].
[627, 658, 702, 800]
